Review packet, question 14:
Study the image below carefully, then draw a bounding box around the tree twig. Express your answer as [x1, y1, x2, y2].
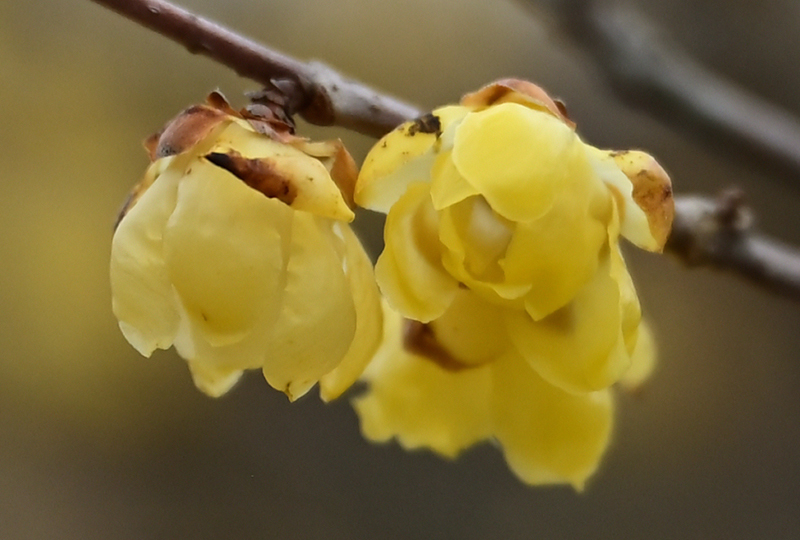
[666, 189, 800, 302]
[89, 0, 419, 138]
[89, 0, 800, 304]
[528, 0, 800, 182]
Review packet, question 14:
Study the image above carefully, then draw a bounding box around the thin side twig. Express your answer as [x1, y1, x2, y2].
[89, 0, 800, 304]
[530, 0, 800, 181]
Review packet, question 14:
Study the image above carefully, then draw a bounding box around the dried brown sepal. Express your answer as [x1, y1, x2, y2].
[293, 139, 359, 209]
[154, 104, 229, 159]
[205, 150, 298, 205]
[611, 150, 675, 250]
[460, 78, 575, 128]
[403, 320, 472, 373]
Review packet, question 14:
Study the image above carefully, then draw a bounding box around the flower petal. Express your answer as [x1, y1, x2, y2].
[354, 308, 493, 458]
[356, 106, 469, 212]
[260, 213, 357, 401]
[619, 319, 657, 391]
[110, 161, 182, 356]
[429, 151, 480, 210]
[163, 159, 290, 347]
[507, 255, 631, 393]
[490, 352, 614, 489]
[375, 182, 459, 322]
[319, 223, 384, 402]
[451, 103, 587, 222]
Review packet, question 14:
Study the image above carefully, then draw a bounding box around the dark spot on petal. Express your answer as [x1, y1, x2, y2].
[407, 113, 441, 136]
[205, 151, 297, 205]
[402, 320, 473, 372]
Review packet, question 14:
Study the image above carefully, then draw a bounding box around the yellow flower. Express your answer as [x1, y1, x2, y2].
[111, 94, 382, 400]
[356, 79, 673, 394]
[355, 299, 614, 489]
[352, 80, 671, 486]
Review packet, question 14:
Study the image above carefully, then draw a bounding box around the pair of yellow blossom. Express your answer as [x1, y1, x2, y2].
[110, 80, 673, 488]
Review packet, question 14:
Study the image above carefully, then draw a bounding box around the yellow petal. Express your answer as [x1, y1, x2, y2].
[596, 149, 674, 252]
[619, 319, 657, 391]
[208, 122, 353, 221]
[507, 255, 631, 393]
[490, 352, 614, 489]
[319, 223, 384, 402]
[356, 106, 469, 212]
[375, 182, 459, 322]
[354, 308, 493, 458]
[501, 186, 610, 319]
[451, 103, 586, 222]
[163, 159, 291, 347]
[260, 213, 357, 401]
[110, 162, 182, 356]
[429, 151, 480, 210]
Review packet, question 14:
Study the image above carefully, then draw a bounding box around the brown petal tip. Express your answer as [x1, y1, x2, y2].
[461, 79, 575, 127]
[154, 105, 229, 159]
[205, 150, 297, 205]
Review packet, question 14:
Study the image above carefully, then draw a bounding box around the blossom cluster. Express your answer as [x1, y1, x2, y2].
[111, 81, 673, 487]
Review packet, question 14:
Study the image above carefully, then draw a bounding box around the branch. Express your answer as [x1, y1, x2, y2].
[530, 0, 800, 181]
[90, 0, 800, 304]
[665, 189, 800, 303]
[89, 0, 419, 138]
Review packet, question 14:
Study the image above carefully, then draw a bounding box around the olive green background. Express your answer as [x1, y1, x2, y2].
[2, 0, 799, 538]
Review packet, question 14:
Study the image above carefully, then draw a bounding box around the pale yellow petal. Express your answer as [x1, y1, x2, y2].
[507, 255, 631, 393]
[319, 223, 384, 402]
[354, 309, 493, 458]
[451, 103, 587, 222]
[429, 151, 480, 210]
[163, 159, 291, 347]
[110, 162, 182, 356]
[356, 106, 469, 212]
[375, 182, 459, 322]
[490, 352, 614, 489]
[261, 213, 357, 401]
[619, 319, 657, 391]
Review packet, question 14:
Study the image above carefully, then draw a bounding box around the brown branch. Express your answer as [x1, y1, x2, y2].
[90, 0, 800, 303]
[665, 189, 800, 303]
[529, 0, 800, 182]
[89, 0, 419, 138]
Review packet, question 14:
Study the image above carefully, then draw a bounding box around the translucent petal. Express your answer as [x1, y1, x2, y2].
[354, 309, 493, 458]
[319, 223, 384, 402]
[490, 352, 614, 489]
[619, 319, 656, 391]
[429, 151, 479, 210]
[110, 164, 182, 356]
[356, 106, 469, 212]
[451, 103, 587, 222]
[507, 256, 631, 393]
[163, 159, 291, 347]
[375, 182, 459, 322]
[260, 213, 357, 401]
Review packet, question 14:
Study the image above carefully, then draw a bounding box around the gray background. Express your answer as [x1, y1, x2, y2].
[1, 0, 799, 538]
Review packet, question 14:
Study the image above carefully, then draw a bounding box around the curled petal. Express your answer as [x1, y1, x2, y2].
[376, 183, 460, 322]
[319, 224, 384, 402]
[451, 103, 585, 222]
[598, 149, 674, 251]
[356, 106, 470, 212]
[429, 151, 480, 210]
[111, 165, 182, 356]
[354, 308, 493, 458]
[490, 352, 614, 489]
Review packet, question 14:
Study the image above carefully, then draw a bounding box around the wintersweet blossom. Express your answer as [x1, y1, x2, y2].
[111, 94, 382, 400]
[353, 79, 672, 486]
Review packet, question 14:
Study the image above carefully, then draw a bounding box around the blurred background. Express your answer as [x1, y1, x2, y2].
[2, 0, 800, 538]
